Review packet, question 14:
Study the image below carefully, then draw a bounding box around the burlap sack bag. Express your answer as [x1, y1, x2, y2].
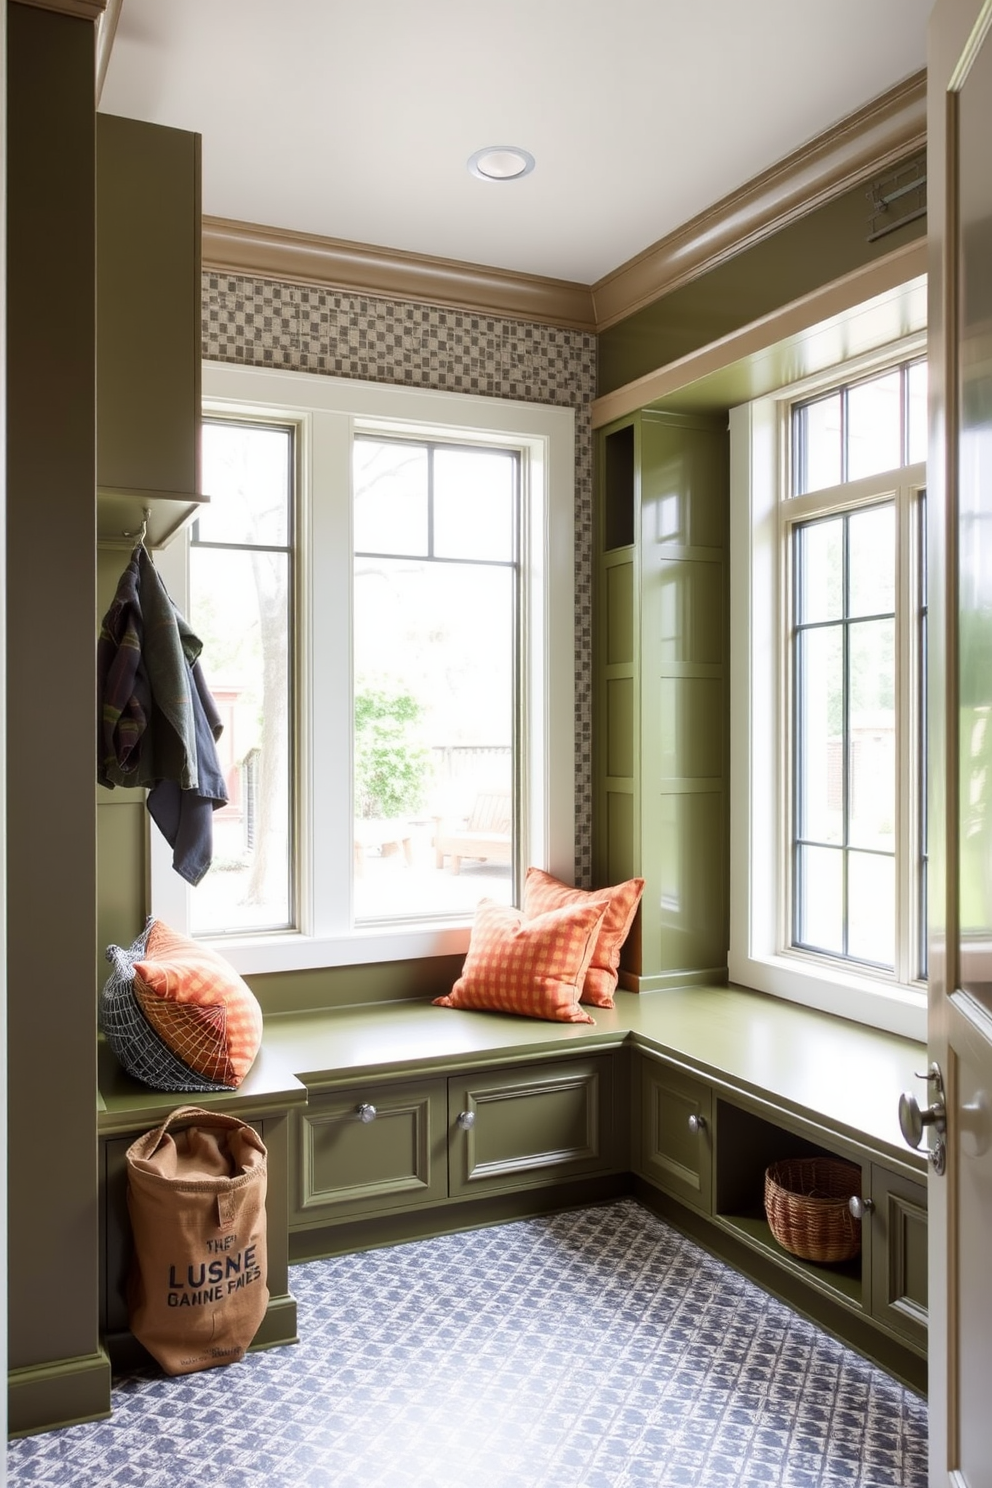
[125, 1105, 268, 1376]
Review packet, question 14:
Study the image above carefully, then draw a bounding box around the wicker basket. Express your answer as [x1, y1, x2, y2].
[764, 1156, 862, 1264]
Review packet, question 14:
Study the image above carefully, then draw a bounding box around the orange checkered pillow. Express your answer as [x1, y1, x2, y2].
[522, 868, 644, 1008]
[433, 899, 605, 1024]
[132, 919, 263, 1088]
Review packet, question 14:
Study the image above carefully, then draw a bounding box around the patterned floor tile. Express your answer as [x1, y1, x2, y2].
[6, 1200, 928, 1487]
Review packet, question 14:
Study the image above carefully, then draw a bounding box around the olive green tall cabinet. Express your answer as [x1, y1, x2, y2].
[6, 2, 206, 1435]
[6, 0, 107, 1436]
[594, 410, 730, 990]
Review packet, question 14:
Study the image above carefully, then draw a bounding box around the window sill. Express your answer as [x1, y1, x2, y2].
[728, 947, 927, 1043]
[200, 922, 473, 977]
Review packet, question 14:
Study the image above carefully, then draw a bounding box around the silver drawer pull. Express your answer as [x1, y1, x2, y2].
[688, 1113, 706, 1134]
[457, 1110, 475, 1131]
[848, 1195, 874, 1220]
[356, 1103, 377, 1124]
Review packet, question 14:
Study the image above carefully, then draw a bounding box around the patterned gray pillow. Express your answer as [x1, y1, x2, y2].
[100, 920, 230, 1092]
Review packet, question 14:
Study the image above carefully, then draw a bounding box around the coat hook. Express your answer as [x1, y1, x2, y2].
[123, 507, 151, 545]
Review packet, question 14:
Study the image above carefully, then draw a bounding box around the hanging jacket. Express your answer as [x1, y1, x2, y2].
[98, 543, 229, 883]
[147, 660, 229, 886]
[98, 545, 200, 791]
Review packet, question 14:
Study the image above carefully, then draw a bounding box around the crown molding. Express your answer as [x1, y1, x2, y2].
[590, 69, 927, 331]
[95, 0, 122, 102]
[202, 217, 597, 333]
[12, 0, 107, 18]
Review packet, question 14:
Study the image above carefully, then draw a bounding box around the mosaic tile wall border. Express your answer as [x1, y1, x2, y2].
[202, 273, 597, 883]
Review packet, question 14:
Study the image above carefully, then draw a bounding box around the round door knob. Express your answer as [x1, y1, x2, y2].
[898, 1090, 945, 1150]
[356, 1103, 377, 1124]
[688, 1114, 706, 1134]
[848, 1195, 874, 1220]
[457, 1110, 475, 1131]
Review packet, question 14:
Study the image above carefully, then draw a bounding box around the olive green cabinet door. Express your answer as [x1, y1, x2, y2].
[868, 1165, 927, 1352]
[293, 1079, 448, 1225]
[635, 1053, 712, 1214]
[97, 113, 204, 544]
[448, 1057, 615, 1198]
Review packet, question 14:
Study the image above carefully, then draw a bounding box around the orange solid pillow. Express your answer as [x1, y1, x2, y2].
[522, 868, 645, 1008]
[133, 919, 263, 1088]
[433, 898, 605, 1024]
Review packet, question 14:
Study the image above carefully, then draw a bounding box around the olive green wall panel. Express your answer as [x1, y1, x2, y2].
[606, 677, 635, 779]
[658, 677, 723, 781]
[604, 790, 636, 887]
[598, 177, 927, 395]
[250, 956, 466, 1016]
[639, 412, 728, 550]
[657, 559, 724, 667]
[605, 561, 634, 665]
[96, 800, 147, 985]
[649, 788, 727, 979]
[595, 410, 728, 989]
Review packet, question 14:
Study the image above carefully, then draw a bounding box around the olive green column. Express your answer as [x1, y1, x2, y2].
[6, 1, 109, 1432]
[594, 410, 729, 990]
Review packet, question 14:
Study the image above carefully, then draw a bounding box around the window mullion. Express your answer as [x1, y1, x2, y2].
[309, 409, 355, 938]
[895, 479, 923, 986]
[841, 515, 851, 959]
[791, 525, 802, 952]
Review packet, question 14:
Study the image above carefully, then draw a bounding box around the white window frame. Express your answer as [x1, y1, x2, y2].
[152, 362, 576, 976]
[729, 336, 928, 1042]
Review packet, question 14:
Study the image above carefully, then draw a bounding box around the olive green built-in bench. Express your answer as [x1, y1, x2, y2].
[97, 984, 929, 1397]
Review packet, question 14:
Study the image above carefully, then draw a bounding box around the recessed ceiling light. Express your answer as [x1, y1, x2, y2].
[468, 146, 535, 182]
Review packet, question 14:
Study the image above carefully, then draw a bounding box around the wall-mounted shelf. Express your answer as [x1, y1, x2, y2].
[96, 487, 207, 550]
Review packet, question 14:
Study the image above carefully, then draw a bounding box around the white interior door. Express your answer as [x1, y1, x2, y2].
[927, 2, 992, 1482]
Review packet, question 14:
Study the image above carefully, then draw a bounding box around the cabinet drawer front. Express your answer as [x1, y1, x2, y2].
[295, 1080, 447, 1224]
[637, 1057, 712, 1213]
[869, 1165, 927, 1350]
[449, 1057, 614, 1197]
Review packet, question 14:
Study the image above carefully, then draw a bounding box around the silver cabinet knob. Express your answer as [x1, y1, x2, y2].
[688, 1113, 706, 1134]
[356, 1103, 377, 1124]
[848, 1195, 874, 1220]
[457, 1110, 475, 1131]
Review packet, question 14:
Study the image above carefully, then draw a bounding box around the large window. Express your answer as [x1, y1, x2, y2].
[152, 365, 576, 975]
[352, 436, 518, 923]
[730, 345, 928, 1040]
[189, 419, 295, 937]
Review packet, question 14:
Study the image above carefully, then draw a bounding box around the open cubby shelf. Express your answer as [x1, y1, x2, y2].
[714, 1208, 863, 1308]
[713, 1096, 865, 1310]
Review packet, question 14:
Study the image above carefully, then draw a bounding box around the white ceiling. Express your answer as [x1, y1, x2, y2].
[100, 0, 934, 287]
